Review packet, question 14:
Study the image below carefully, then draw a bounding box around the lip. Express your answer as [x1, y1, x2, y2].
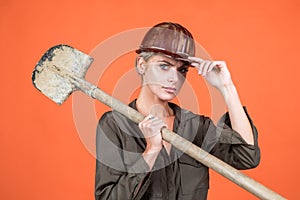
[162, 86, 176, 93]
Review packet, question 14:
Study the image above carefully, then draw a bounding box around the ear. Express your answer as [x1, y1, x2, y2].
[136, 57, 146, 75]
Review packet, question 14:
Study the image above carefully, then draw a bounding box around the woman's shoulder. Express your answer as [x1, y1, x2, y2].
[99, 110, 114, 121]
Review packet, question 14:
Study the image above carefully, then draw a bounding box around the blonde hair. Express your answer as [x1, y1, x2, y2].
[135, 51, 156, 68]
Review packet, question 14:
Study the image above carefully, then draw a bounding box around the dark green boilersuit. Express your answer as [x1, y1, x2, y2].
[95, 100, 260, 200]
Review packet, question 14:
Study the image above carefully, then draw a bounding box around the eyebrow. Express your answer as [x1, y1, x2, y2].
[157, 59, 189, 68]
[157, 60, 174, 66]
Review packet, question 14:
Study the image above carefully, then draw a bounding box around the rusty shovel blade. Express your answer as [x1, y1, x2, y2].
[32, 44, 94, 104]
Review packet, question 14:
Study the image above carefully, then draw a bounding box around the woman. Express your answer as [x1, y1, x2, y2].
[95, 22, 260, 200]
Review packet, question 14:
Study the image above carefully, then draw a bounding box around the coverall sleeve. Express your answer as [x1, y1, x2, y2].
[201, 107, 260, 170]
[95, 112, 151, 200]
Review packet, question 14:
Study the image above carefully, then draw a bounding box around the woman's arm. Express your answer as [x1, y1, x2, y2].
[220, 82, 254, 145]
[189, 57, 254, 145]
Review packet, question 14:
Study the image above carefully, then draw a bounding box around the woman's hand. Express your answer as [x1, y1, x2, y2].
[188, 57, 234, 93]
[139, 114, 166, 169]
[139, 114, 166, 153]
[188, 57, 254, 145]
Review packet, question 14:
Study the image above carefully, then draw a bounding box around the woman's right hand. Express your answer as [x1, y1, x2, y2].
[139, 114, 166, 153]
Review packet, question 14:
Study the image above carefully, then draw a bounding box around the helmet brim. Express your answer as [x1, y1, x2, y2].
[136, 48, 195, 66]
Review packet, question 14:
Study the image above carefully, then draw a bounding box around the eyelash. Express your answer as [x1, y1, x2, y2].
[178, 67, 189, 74]
[159, 64, 188, 74]
[159, 64, 170, 70]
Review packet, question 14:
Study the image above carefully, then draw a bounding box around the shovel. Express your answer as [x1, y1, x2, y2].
[32, 44, 285, 200]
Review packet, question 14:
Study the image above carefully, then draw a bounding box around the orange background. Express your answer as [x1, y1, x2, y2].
[1, 0, 299, 199]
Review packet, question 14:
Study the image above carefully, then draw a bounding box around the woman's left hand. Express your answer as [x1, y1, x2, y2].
[188, 57, 233, 91]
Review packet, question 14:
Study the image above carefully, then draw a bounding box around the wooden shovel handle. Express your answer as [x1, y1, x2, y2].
[71, 74, 286, 200]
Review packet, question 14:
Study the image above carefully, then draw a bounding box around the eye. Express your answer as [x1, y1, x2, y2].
[159, 63, 170, 71]
[178, 66, 189, 74]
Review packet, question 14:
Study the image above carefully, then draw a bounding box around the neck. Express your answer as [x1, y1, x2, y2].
[136, 87, 173, 118]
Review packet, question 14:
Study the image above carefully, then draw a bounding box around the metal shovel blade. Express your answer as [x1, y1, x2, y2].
[32, 44, 94, 104]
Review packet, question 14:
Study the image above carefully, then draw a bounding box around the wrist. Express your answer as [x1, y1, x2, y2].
[219, 81, 236, 97]
[144, 145, 162, 154]
[220, 82, 244, 110]
[142, 145, 162, 170]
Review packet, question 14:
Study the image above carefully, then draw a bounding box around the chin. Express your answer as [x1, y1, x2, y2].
[157, 94, 176, 102]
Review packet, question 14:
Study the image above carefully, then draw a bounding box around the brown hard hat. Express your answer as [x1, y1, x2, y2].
[136, 22, 195, 62]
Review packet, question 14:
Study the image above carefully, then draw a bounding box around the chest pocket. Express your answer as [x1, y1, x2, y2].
[178, 154, 209, 195]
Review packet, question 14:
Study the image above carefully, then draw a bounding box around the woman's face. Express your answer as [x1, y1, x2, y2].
[141, 54, 190, 102]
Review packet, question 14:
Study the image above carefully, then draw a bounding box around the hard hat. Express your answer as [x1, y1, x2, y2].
[136, 22, 195, 62]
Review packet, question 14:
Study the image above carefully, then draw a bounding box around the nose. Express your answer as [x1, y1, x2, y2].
[167, 67, 178, 83]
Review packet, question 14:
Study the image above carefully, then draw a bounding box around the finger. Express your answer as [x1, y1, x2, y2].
[202, 61, 211, 76]
[188, 57, 206, 73]
[139, 120, 150, 129]
[139, 114, 154, 129]
[140, 116, 164, 130]
[198, 61, 206, 75]
[190, 62, 200, 71]
[149, 116, 165, 127]
[142, 114, 155, 123]
[147, 114, 155, 120]
[187, 56, 204, 63]
[208, 62, 216, 72]
[151, 118, 166, 130]
[214, 61, 226, 69]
